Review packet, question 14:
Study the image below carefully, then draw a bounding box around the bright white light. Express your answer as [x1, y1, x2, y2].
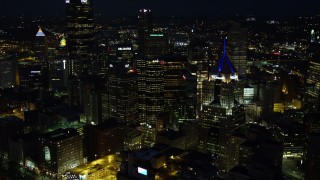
[63, 60, 66, 70]
[66, 0, 70, 3]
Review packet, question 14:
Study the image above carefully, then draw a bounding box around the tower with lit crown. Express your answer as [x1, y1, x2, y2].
[35, 27, 49, 90]
[199, 38, 245, 173]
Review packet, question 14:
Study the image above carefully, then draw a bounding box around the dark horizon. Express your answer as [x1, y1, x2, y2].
[1, 0, 320, 18]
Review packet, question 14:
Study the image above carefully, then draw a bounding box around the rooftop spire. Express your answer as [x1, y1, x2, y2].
[216, 37, 236, 75]
[224, 37, 227, 55]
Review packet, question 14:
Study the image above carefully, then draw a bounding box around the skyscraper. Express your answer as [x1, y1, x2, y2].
[66, 0, 94, 77]
[145, 59, 164, 127]
[228, 23, 248, 77]
[0, 57, 15, 88]
[188, 41, 210, 116]
[137, 9, 153, 56]
[108, 62, 139, 125]
[306, 59, 320, 112]
[18, 28, 48, 91]
[66, 0, 94, 108]
[198, 38, 245, 173]
[34, 27, 48, 90]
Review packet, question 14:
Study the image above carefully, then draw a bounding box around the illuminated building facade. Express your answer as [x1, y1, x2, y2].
[39, 128, 83, 178]
[163, 56, 186, 110]
[188, 41, 210, 116]
[34, 27, 49, 90]
[66, 0, 94, 77]
[198, 39, 245, 172]
[137, 57, 147, 124]
[49, 58, 68, 91]
[145, 59, 164, 127]
[306, 59, 320, 112]
[124, 128, 143, 151]
[137, 58, 166, 129]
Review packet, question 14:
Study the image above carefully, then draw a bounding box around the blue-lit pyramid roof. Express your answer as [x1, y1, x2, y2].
[212, 38, 236, 75]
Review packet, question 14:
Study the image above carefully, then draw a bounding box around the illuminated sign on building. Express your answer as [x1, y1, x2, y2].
[118, 47, 132, 51]
[31, 71, 41, 74]
[138, 167, 148, 176]
[150, 34, 164, 37]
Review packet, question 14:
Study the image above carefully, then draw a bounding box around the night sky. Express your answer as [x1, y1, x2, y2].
[1, 0, 320, 17]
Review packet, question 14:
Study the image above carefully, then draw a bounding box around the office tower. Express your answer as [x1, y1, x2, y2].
[137, 57, 147, 124]
[39, 128, 83, 178]
[34, 27, 49, 90]
[228, 22, 248, 76]
[81, 80, 98, 124]
[49, 58, 68, 91]
[163, 56, 186, 110]
[108, 62, 139, 125]
[243, 84, 255, 105]
[18, 28, 48, 90]
[78, 76, 107, 125]
[145, 33, 169, 58]
[145, 59, 164, 127]
[138, 9, 153, 56]
[306, 59, 320, 112]
[17, 58, 42, 90]
[66, 0, 94, 77]
[202, 80, 215, 106]
[198, 38, 245, 173]
[66, 0, 94, 109]
[0, 57, 15, 88]
[188, 41, 210, 116]
[182, 70, 197, 121]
